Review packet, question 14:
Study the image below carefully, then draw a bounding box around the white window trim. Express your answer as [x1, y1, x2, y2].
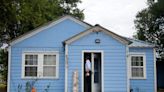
[129, 53, 147, 79]
[22, 51, 59, 79]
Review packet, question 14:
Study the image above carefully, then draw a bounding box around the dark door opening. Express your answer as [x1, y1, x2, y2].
[83, 52, 102, 92]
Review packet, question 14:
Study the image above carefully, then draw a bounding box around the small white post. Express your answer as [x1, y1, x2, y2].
[73, 69, 78, 92]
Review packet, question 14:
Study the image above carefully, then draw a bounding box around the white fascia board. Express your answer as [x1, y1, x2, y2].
[65, 29, 93, 44]
[65, 26, 130, 45]
[128, 46, 154, 48]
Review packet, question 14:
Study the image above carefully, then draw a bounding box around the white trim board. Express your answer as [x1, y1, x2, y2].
[7, 46, 11, 92]
[81, 50, 104, 92]
[154, 49, 157, 92]
[10, 15, 91, 46]
[126, 46, 130, 92]
[65, 44, 68, 92]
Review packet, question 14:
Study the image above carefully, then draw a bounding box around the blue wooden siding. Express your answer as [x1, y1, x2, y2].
[10, 19, 88, 92]
[13, 19, 87, 47]
[10, 47, 65, 92]
[67, 32, 127, 92]
[129, 47, 155, 92]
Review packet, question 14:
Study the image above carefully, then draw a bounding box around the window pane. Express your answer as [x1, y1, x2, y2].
[25, 67, 37, 77]
[139, 57, 143, 62]
[131, 56, 143, 66]
[139, 57, 143, 66]
[132, 67, 144, 77]
[25, 55, 38, 65]
[131, 61, 137, 66]
[131, 57, 136, 62]
[131, 61, 139, 66]
[135, 57, 139, 61]
[43, 66, 56, 77]
[132, 68, 137, 77]
[139, 68, 144, 77]
[44, 55, 56, 65]
[140, 62, 143, 66]
[131, 57, 137, 66]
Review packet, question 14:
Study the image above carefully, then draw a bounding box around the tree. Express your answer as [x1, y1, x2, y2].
[0, 0, 84, 44]
[134, 0, 164, 58]
[0, 0, 84, 84]
[0, 49, 8, 83]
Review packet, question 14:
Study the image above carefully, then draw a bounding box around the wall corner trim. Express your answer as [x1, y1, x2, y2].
[7, 46, 11, 92]
[154, 48, 157, 92]
[65, 44, 68, 92]
[126, 46, 130, 92]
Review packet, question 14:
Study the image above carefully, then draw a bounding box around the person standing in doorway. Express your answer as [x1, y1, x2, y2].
[85, 57, 91, 92]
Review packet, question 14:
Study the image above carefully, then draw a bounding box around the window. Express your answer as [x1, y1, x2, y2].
[43, 55, 56, 77]
[25, 54, 38, 77]
[129, 54, 146, 79]
[22, 52, 59, 79]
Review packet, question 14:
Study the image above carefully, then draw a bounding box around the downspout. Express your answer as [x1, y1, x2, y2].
[65, 44, 68, 92]
[126, 45, 130, 92]
[7, 46, 11, 92]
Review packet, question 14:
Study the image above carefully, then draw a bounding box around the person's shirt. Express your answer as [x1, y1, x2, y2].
[85, 59, 91, 71]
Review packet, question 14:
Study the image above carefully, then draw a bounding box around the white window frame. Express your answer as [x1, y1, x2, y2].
[129, 53, 146, 79]
[22, 51, 59, 79]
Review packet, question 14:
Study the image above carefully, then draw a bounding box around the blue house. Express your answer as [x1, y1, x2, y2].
[8, 15, 156, 92]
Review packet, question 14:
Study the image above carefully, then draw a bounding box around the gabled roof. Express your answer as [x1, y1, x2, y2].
[64, 24, 155, 48]
[9, 15, 154, 48]
[64, 25, 132, 45]
[9, 15, 92, 46]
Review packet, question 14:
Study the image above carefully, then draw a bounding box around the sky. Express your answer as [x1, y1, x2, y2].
[78, 0, 148, 37]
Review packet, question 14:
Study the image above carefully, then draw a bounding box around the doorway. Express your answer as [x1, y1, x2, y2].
[83, 52, 102, 92]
